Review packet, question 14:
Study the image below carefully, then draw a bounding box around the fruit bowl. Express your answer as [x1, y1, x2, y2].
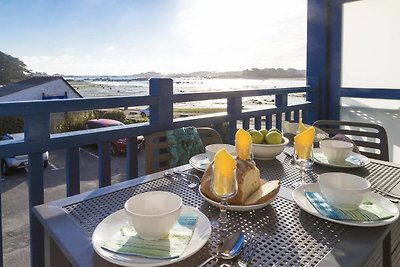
[252, 137, 289, 160]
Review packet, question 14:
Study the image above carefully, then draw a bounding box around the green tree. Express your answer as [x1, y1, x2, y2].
[0, 51, 31, 85]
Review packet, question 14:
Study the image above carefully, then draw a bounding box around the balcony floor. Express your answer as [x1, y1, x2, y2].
[341, 98, 400, 164]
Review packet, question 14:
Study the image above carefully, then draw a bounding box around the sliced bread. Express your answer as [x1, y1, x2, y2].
[244, 180, 280, 205]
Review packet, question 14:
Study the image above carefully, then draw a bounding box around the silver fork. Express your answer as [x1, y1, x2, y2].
[164, 171, 199, 189]
[237, 238, 258, 267]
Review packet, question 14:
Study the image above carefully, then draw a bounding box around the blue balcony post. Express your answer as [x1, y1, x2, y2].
[307, 0, 329, 120]
[306, 77, 319, 124]
[149, 78, 174, 130]
[327, 0, 343, 120]
[0, 173, 2, 266]
[24, 113, 50, 267]
[149, 78, 174, 171]
[227, 97, 242, 144]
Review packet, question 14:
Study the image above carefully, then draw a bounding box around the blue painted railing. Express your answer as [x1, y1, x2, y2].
[0, 78, 317, 267]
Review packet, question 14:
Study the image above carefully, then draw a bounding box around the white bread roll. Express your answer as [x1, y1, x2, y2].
[244, 180, 280, 205]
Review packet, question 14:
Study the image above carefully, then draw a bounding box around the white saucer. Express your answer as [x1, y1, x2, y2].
[313, 148, 371, 168]
[92, 205, 211, 266]
[189, 154, 210, 172]
[199, 184, 277, 211]
[292, 183, 399, 227]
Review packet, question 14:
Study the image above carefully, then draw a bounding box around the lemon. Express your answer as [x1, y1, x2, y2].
[249, 130, 264, 144]
[269, 127, 282, 134]
[259, 129, 269, 138]
[265, 131, 283, 144]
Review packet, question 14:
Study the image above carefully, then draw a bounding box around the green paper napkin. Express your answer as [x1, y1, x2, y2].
[305, 192, 394, 221]
[101, 214, 198, 259]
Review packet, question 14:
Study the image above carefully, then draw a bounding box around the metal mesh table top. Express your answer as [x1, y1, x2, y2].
[63, 148, 400, 266]
[64, 177, 349, 267]
[258, 147, 400, 191]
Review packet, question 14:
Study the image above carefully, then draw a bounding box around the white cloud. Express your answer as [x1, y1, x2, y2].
[106, 45, 116, 52]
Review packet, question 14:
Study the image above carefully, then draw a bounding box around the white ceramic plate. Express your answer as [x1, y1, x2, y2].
[92, 205, 211, 267]
[313, 148, 371, 168]
[292, 183, 399, 227]
[189, 153, 210, 172]
[198, 184, 277, 211]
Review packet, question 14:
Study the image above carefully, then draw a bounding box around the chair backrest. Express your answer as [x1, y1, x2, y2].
[312, 120, 389, 161]
[145, 127, 222, 174]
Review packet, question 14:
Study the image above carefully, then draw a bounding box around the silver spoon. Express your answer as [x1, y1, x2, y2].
[198, 232, 244, 267]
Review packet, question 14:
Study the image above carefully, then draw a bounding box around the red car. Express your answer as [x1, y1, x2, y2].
[84, 119, 144, 155]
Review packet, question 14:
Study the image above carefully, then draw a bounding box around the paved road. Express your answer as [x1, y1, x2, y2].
[1, 146, 146, 266]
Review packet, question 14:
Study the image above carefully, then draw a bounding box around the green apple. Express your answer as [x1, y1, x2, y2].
[249, 130, 264, 144]
[269, 127, 282, 134]
[246, 128, 256, 132]
[265, 131, 283, 144]
[259, 129, 269, 138]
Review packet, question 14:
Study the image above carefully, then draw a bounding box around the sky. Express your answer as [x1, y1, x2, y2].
[0, 0, 307, 75]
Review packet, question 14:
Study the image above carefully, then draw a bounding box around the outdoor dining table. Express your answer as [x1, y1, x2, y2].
[33, 147, 400, 267]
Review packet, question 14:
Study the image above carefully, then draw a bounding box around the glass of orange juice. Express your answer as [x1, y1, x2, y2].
[210, 165, 237, 231]
[294, 142, 314, 187]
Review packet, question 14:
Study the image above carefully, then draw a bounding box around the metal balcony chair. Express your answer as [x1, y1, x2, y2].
[312, 120, 389, 161]
[145, 127, 222, 174]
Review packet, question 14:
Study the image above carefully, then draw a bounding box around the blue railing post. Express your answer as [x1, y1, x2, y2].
[149, 78, 174, 130]
[126, 137, 138, 179]
[227, 97, 242, 144]
[98, 142, 111, 187]
[24, 114, 50, 267]
[66, 147, 80, 196]
[275, 94, 288, 130]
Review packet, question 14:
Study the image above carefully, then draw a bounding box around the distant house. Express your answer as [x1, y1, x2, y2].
[0, 76, 82, 102]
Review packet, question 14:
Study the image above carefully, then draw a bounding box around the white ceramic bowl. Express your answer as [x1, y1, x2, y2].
[251, 137, 289, 160]
[319, 139, 353, 162]
[319, 172, 371, 210]
[205, 144, 236, 161]
[124, 191, 182, 240]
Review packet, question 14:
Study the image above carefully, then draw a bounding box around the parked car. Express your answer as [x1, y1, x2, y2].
[84, 119, 144, 155]
[139, 107, 150, 117]
[1, 133, 49, 176]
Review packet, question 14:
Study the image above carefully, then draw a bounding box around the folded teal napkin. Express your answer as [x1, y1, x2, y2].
[101, 214, 198, 259]
[166, 127, 205, 168]
[305, 192, 394, 221]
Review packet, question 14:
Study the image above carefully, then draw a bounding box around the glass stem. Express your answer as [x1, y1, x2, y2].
[218, 199, 228, 225]
[300, 169, 306, 184]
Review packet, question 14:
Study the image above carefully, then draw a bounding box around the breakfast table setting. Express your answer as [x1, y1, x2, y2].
[33, 123, 400, 267]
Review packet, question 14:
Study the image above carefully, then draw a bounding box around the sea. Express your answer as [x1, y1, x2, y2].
[73, 77, 307, 108]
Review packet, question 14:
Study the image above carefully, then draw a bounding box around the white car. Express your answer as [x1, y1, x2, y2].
[139, 107, 150, 117]
[1, 133, 49, 176]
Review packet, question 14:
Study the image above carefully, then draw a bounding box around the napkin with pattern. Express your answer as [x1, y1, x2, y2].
[305, 192, 393, 221]
[101, 214, 198, 259]
[313, 152, 365, 167]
